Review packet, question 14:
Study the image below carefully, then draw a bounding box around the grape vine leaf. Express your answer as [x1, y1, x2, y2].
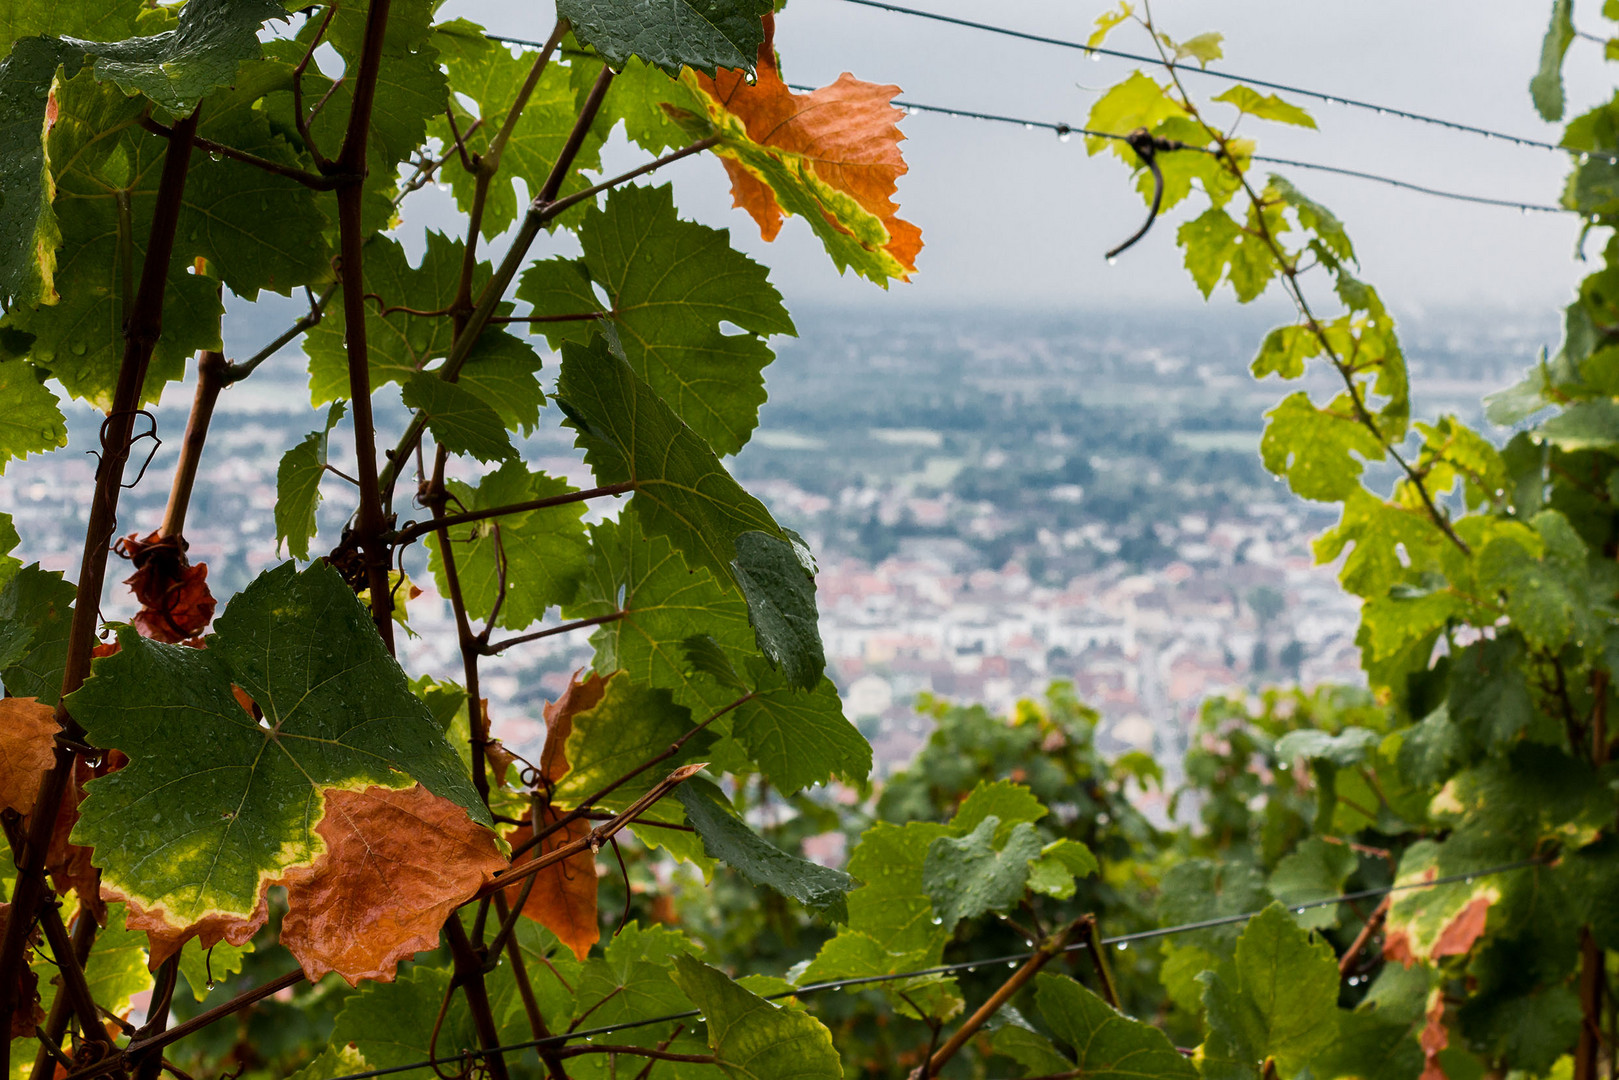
[673, 777, 854, 922]
[67, 562, 489, 967]
[565, 515, 756, 718]
[571, 923, 704, 1046]
[558, 0, 773, 76]
[731, 531, 822, 690]
[457, 330, 547, 437]
[922, 815, 1043, 929]
[1266, 837, 1358, 930]
[729, 661, 872, 793]
[7, 69, 223, 409]
[549, 673, 701, 809]
[295, 0, 445, 234]
[332, 965, 476, 1080]
[603, 56, 705, 156]
[1177, 206, 1278, 302]
[1032, 973, 1200, 1080]
[275, 402, 346, 561]
[679, 16, 921, 285]
[0, 564, 77, 705]
[423, 461, 591, 631]
[402, 370, 515, 463]
[1260, 392, 1385, 501]
[306, 233, 485, 401]
[559, 332, 827, 686]
[1213, 86, 1316, 129]
[671, 955, 844, 1080]
[531, 183, 794, 455]
[1027, 838, 1099, 900]
[0, 697, 56, 815]
[0, 0, 285, 309]
[1532, 0, 1575, 121]
[1198, 904, 1340, 1080]
[1157, 859, 1271, 953]
[276, 784, 508, 984]
[0, 360, 67, 471]
[0, 511, 19, 587]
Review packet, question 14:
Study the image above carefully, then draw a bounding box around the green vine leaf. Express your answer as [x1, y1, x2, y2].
[0, 563, 77, 705]
[671, 954, 844, 1080]
[545, 183, 795, 456]
[557, 332, 796, 593]
[434, 21, 605, 237]
[0, 359, 67, 472]
[1033, 973, 1201, 1080]
[730, 530, 822, 690]
[674, 778, 854, 921]
[331, 965, 475, 1080]
[402, 370, 516, 463]
[921, 815, 1042, 929]
[558, 0, 774, 77]
[68, 562, 489, 931]
[1198, 904, 1340, 1080]
[275, 402, 346, 561]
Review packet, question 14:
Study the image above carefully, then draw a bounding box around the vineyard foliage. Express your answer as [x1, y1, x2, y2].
[0, 1, 1616, 1080]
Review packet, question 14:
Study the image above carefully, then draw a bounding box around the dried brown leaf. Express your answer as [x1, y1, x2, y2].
[277, 784, 507, 985]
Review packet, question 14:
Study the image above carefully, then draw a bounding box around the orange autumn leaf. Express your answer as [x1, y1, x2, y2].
[0, 696, 58, 815]
[500, 670, 610, 961]
[0, 698, 105, 922]
[113, 530, 217, 643]
[506, 807, 599, 962]
[688, 14, 921, 282]
[276, 784, 507, 985]
[117, 889, 269, 969]
[1419, 989, 1449, 1080]
[540, 670, 607, 786]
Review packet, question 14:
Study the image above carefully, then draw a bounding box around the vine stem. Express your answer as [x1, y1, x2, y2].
[391, 482, 633, 544]
[482, 611, 626, 655]
[916, 917, 1087, 1078]
[161, 349, 229, 537]
[445, 920, 513, 1080]
[332, 0, 399, 648]
[1338, 896, 1390, 979]
[0, 109, 201, 1060]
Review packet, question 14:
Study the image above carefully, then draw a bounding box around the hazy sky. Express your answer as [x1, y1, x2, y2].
[435, 1, 1612, 319]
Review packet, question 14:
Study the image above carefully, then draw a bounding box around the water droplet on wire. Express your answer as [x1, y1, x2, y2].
[1116, 942, 1128, 951]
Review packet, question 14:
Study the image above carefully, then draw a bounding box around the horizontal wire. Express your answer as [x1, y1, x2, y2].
[482, 33, 1572, 216]
[307, 855, 1544, 1080]
[828, 0, 1619, 166]
[800, 88, 1571, 215]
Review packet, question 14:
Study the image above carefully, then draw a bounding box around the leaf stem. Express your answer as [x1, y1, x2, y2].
[540, 135, 722, 221]
[224, 288, 331, 383]
[390, 482, 634, 545]
[481, 611, 626, 655]
[473, 764, 709, 905]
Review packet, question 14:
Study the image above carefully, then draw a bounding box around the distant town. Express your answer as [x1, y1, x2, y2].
[0, 305, 1553, 787]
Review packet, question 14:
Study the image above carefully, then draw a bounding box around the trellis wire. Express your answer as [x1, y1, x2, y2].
[301, 856, 1544, 1080]
[478, 34, 1573, 216]
[827, 0, 1619, 165]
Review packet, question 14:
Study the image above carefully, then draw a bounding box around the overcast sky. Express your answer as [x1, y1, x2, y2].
[433, 1, 1611, 319]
